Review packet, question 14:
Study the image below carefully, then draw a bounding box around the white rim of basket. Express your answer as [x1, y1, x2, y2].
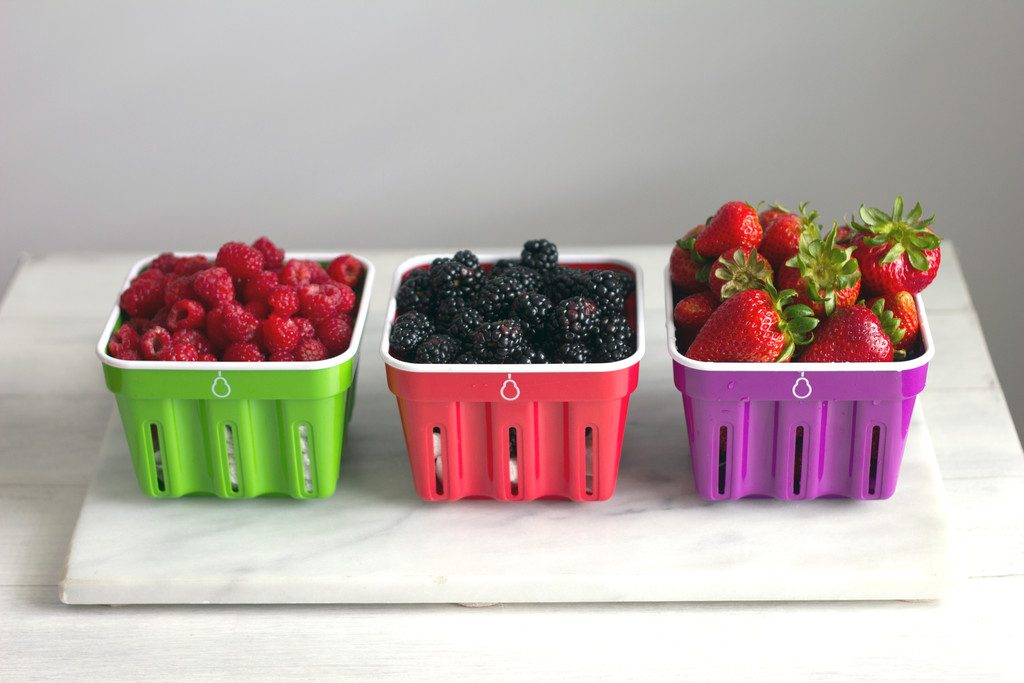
[663, 264, 934, 372]
[96, 252, 376, 371]
[380, 253, 646, 374]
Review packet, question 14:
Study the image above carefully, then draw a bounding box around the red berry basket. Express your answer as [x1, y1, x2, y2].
[381, 254, 646, 502]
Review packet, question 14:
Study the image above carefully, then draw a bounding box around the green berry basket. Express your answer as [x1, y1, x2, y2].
[96, 252, 375, 499]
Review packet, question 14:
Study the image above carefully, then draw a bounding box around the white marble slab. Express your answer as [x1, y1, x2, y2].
[61, 338, 951, 605]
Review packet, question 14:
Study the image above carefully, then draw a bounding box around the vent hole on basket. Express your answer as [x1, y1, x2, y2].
[793, 426, 805, 496]
[869, 425, 881, 496]
[432, 427, 444, 495]
[149, 424, 165, 492]
[224, 424, 238, 493]
[718, 426, 728, 496]
[298, 423, 313, 494]
[584, 427, 594, 496]
[508, 427, 519, 497]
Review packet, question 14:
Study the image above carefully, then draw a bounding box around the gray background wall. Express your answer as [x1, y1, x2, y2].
[2, 1, 1022, 436]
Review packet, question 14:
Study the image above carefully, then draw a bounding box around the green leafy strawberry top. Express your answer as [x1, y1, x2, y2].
[785, 222, 861, 316]
[852, 196, 942, 272]
[767, 282, 819, 362]
[868, 297, 908, 359]
[713, 247, 774, 299]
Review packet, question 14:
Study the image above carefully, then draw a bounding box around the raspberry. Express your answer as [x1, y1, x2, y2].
[223, 342, 264, 362]
[205, 305, 234, 349]
[269, 350, 295, 362]
[267, 286, 300, 317]
[252, 236, 285, 270]
[167, 299, 206, 332]
[127, 317, 149, 333]
[150, 252, 179, 273]
[294, 317, 316, 339]
[216, 241, 265, 279]
[294, 338, 328, 362]
[222, 306, 259, 343]
[163, 273, 198, 307]
[108, 325, 141, 360]
[262, 315, 301, 353]
[120, 277, 165, 318]
[193, 267, 235, 307]
[173, 255, 211, 276]
[327, 254, 363, 287]
[299, 283, 350, 320]
[243, 300, 270, 320]
[135, 269, 166, 284]
[171, 329, 212, 355]
[242, 271, 279, 303]
[149, 306, 170, 330]
[280, 259, 329, 288]
[198, 352, 218, 362]
[317, 316, 354, 355]
[160, 341, 199, 362]
[140, 326, 172, 360]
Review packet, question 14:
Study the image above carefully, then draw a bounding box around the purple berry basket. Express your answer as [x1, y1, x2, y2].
[665, 268, 935, 501]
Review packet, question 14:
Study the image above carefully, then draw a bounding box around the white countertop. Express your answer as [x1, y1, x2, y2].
[2, 244, 1022, 680]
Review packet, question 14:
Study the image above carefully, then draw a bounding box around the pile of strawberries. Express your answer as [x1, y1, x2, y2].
[671, 197, 941, 363]
[106, 237, 364, 362]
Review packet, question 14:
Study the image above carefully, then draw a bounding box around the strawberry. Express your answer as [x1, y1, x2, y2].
[673, 291, 719, 335]
[758, 202, 791, 232]
[670, 224, 710, 294]
[686, 284, 818, 363]
[777, 222, 861, 317]
[851, 196, 941, 296]
[759, 202, 821, 270]
[800, 299, 904, 363]
[834, 224, 854, 245]
[868, 291, 919, 356]
[694, 201, 762, 259]
[707, 247, 773, 300]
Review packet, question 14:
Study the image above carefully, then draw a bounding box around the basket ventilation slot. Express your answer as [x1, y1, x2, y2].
[432, 427, 444, 495]
[298, 423, 313, 494]
[584, 427, 595, 496]
[868, 425, 882, 496]
[793, 426, 805, 496]
[508, 427, 519, 497]
[718, 426, 728, 496]
[149, 424, 165, 492]
[224, 425, 238, 493]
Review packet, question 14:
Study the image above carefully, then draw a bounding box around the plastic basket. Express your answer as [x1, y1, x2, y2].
[665, 267, 934, 501]
[381, 254, 646, 502]
[97, 252, 375, 499]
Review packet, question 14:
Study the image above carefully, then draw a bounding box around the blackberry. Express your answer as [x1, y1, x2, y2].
[454, 352, 480, 364]
[430, 257, 483, 300]
[472, 319, 524, 363]
[614, 269, 636, 297]
[582, 270, 627, 314]
[414, 334, 462, 364]
[474, 276, 525, 320]
[501, 265, 544, 292]
[510, 291, 553, 339]
[435, 296, 469, 330]
[548, 296, 600, 344]
[512, 345, 549, 364]
[389, 311, 434, 360]
[492, 258, 520, 276]
[395, 271, 432, 314]
[521, 239, 559, 271]
[447, 307, 485, 343]
[592, 337, 633, 363]
[453, 249, 480, 270]
[590, 314, 636, 362]
[595, 314, 635, 345]
[544, 266, 585, 302]
[556, 342, 592, 364]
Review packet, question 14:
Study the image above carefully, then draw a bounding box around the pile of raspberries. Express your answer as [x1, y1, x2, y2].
[389, 239, 637, 364]
[107, 237, 364, 362]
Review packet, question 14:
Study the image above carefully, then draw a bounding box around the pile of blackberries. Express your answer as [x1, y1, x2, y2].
[389, 240, 637, 364]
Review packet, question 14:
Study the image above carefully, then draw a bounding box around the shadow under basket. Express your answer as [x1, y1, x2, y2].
[665, 267, 934, 501]
[382, 254, 646, 502]
[97, 252, 374, 499]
